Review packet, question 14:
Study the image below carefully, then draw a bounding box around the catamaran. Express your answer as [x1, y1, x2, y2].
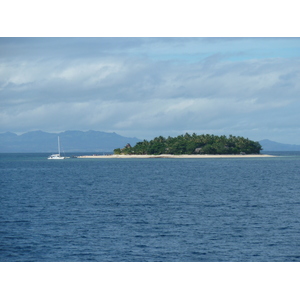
[48, 136, 65, 159]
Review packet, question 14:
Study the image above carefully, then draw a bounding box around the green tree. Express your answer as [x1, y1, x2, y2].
[116, 133, 262, 155]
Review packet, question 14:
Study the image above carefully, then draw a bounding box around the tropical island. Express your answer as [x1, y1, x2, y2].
[113, 133, 262, 155]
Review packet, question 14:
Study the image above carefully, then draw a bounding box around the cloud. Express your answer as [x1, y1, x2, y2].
[1, 38, 300, 143]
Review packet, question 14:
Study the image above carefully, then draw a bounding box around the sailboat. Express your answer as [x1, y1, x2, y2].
[48, 136, 65, 159]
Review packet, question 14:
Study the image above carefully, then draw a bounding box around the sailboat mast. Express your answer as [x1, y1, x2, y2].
[58, 136, 60, 156]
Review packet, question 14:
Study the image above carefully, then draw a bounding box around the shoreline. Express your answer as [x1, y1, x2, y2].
[76, 154, 276, 159]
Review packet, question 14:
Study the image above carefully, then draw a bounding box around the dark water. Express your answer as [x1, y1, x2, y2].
[1, 152, 300, 261]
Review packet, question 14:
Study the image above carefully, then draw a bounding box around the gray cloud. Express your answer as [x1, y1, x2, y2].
[1, 38, 300, 143]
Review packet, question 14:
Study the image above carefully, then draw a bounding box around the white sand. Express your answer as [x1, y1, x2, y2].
[76, 154, 275, 159]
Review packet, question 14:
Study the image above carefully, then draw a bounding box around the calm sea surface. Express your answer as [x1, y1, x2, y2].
[1, 152, 300, 262]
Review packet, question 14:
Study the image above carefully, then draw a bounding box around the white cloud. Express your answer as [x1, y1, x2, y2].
[1, 38, 300, 143]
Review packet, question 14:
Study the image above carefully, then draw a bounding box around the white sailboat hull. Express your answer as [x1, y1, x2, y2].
[48, 154, 65, 159]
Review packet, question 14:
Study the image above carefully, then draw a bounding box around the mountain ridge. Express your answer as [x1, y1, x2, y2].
[0, 130, 141, 153]
[259, 139, 300, 151]
[1, 131, 300, 152]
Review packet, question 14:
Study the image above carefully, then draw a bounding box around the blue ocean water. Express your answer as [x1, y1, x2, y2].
[1, 152, 300, 262]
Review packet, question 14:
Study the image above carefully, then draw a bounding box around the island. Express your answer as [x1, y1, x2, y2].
[75, 134, 277, 158]
[114, 133, 263, 155]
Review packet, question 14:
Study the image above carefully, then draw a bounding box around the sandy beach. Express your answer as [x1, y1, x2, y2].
[76, 154, 275, 159]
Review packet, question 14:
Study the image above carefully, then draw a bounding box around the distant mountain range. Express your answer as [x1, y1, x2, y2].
[259, 139, 300, 151]
[0, 130, 141, 153]
[0, 131, 299, 153]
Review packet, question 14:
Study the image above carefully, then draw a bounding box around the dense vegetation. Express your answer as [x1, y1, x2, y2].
[114, 133, 262, 155]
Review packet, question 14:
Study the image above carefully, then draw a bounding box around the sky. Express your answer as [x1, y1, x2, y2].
[1, 37, 300, 144]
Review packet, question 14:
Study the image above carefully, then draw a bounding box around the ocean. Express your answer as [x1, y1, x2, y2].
[1, 152, 300, 261]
